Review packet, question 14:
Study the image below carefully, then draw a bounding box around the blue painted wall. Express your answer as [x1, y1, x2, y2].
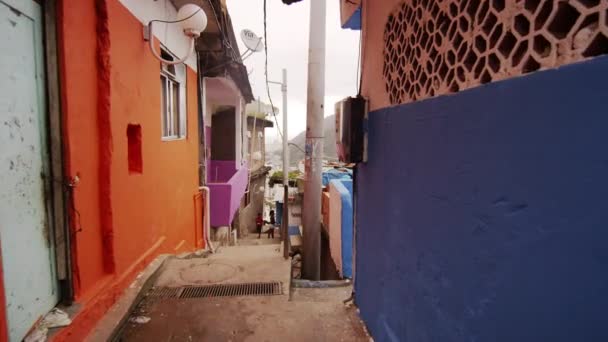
[330, 179, 354, 278]
[355, 57, 608, 342]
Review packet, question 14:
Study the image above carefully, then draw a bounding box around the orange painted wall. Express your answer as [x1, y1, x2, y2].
[106, 0, 200, 273]
[56, 0, 202, 339]
[59, 0, 107, 296]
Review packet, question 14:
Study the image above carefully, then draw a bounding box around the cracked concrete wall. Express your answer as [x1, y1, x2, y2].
[239, 176, 268, 236]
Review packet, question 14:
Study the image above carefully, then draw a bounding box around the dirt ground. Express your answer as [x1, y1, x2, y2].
[116, 242, 369, 342]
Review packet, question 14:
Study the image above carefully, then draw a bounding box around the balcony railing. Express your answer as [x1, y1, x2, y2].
[207, 160, 248, 227]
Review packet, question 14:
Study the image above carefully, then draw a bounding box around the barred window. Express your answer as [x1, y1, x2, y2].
[160, 48, 187, 140]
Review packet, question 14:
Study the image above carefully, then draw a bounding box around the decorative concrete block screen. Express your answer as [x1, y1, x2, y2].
[383, 0, 608, 104]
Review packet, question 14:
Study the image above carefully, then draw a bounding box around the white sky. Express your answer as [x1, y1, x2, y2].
[226, 0, 360, 141]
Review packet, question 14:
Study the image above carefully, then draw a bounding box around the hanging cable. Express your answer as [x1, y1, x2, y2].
[263, 0, 284, 140]
[205, 0, 240, 62]
[148, 8, 201, 25]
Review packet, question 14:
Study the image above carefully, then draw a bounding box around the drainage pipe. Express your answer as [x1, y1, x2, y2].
[200, 186, 215, 253]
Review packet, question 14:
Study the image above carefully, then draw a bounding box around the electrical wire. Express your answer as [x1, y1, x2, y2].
[201, 60, 235, 76]
[148, 5, 201, 57]
[288, 142, 305, 154]
[263, 0, 284, 140]
[148, 8, 201, 25]
[205, 0, 240, 62]
[148, 1, 239, 64]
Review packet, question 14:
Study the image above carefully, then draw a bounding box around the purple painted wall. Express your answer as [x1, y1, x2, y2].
[208, 160, 248, 227]
[208, 160, 237, 183]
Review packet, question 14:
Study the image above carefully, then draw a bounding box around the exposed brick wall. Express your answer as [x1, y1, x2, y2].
[383, 0, 608, 104]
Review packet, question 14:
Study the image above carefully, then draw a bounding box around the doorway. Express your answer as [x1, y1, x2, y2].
[0, 0, 59, 339]
[210, 107, 236, 161]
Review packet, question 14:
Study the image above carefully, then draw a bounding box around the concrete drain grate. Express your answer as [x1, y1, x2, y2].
[147, 286, 181, 299]
[147, 282, 283, 300]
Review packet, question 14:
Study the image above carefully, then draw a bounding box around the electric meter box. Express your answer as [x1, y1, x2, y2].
[335, 95, 366, 163]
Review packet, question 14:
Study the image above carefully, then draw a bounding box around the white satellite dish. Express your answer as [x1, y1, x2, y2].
[240, 29, 264, 52]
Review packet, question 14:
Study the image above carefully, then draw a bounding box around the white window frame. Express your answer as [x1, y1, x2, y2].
[160, 47, 187, 140]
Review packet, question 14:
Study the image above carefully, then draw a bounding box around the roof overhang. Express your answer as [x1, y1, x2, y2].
[247, 116, 274, 128]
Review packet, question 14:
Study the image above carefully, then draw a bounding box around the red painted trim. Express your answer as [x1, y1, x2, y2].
[94, 0, 115, 273]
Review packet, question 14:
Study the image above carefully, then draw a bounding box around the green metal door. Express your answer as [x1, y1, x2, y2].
[0, 1, 58, 340]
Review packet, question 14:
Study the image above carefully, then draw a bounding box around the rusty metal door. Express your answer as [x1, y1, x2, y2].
[0, 0, 58, 340]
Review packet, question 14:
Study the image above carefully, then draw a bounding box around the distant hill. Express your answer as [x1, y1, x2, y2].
[266, 115, 338, 167]
[269, 115, 337, 166]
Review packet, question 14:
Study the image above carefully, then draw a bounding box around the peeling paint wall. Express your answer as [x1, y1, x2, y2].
[240, 176, 268, 235]
[1, 1, 58, 339]
[355, 56, 608, 342]
[55, 0, 201, 338]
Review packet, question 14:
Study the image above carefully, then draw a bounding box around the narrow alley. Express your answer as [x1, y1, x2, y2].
[115, 238, 368, 341]
[2, 0, 608, 341]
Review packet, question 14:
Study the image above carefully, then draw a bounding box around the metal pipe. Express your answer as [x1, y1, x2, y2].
[302, 0, 326, 280]
[281, 69, 289, 259]
[200, 186, 215, 253]
[282, 69, 288, 186]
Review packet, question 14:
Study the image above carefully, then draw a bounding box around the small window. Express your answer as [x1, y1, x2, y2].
[160, 48, 187, 140]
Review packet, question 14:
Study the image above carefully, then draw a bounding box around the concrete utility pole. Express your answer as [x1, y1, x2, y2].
[281, 69, 288, 189]
[302, 0, 326, 280]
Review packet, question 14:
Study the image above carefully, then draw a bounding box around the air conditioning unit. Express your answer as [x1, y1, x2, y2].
[335, 95, 366, 163]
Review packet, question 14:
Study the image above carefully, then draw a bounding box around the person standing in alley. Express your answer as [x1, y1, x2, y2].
[267, 210, 276, 239]
[256, 212, 264, 239]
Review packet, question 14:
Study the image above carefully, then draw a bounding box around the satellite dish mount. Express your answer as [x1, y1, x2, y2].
[240, 29, 264, 61]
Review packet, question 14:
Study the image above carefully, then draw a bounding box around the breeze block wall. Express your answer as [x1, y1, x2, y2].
[383, 0, 608, 103]
[355, 54, 608, 342]
[369, 0, 608, 107]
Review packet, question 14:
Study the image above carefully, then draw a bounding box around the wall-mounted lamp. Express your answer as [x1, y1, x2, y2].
[144, 4, 208, 65]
